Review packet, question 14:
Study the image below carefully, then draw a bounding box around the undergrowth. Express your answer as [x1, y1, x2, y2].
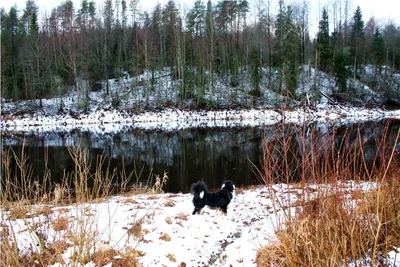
[257, 121, 400, 266]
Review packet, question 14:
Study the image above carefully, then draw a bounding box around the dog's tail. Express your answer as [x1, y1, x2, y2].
[190, 182, 208, 200]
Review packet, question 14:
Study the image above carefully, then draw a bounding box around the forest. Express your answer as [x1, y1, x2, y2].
[1, 0, 400, 109]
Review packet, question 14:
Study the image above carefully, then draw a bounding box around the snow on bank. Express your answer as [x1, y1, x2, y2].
[2, 105, 400, 134]
[2, 182, 398, 267]
[2, 64, 400, 133]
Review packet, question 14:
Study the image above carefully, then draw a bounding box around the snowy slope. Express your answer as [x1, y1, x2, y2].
[2, 66, 400, 134]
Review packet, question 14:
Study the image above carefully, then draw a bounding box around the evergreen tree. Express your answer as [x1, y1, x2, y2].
[274, 1, 300, 97]
[21, 0, 39, 35]
[274, 0, 285, 69]
[333, 49, 349, 93]
[103, 0, 114, 95]
[316, 7, 332, 72]
[371, 27, 385, 83]
[151, 4, 163, 66]
[1, 6, 23, 99]
[163, 0, 180, 67]
[76, 0, 89, 81]
[349, 6, 365, 76]
[249, 46, 261, 96]
[20, 0, 43, 100]
[237, 0, 249, 53]
[29, 7, 39, 35]
[283, 6, 300, 98]
[187, 0, 206, 38]
[205, 0, 215, 91]
[187, 0, 207, 103]
[371, 28, 385, 66]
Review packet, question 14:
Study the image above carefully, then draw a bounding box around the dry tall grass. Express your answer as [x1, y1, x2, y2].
[1, 144, 168, 266]
[257, 121, 400, 266]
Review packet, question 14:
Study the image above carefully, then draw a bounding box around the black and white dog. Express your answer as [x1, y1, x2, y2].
[190, 180, 235, 215]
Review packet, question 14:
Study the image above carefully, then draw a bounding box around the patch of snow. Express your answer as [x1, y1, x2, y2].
[388, 249, 400, 266]
[2, 181, 397, 266]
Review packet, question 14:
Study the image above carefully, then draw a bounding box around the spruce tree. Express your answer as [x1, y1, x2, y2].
[187, 0, 206, 38]
[274, 1, 300, 98]
[333, 49, 348, 93]
[205, 0, 215, 92]
[349, 6, 365, 77]
[250, 46, 261, 95]
[371, 27, 385, 84]
[2, 6, 23, 99]
[316, 8, 332, 72]
[371, 28, 385, 67]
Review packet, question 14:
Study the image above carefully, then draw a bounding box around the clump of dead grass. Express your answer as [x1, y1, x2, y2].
[151, 172, 169, 194]
[52, 216, 69, 231]
[166, 253, 177, 262]
[27, 240, 70, 266]
[257, 122, 400, 266]
[164, 199, 175, 207]
[174, 212, 189, 221]
[7, 203, 28, 220]
[127, 218, 145, 239]
[91, 247, 141, 267]
[160, 232, 172, 241]
[165, 216, 173, 224]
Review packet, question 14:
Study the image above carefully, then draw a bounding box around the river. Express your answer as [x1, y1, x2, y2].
[1, 119, 399, 193]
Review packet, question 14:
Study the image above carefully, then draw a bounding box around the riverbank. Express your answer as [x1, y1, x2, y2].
[3, 181, 397, 267]
[2, 62, 400, 133]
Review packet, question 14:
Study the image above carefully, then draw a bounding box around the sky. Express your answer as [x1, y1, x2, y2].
[1, 0, 399, 37]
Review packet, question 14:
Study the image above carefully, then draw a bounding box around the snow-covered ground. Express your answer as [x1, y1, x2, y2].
[2, 66, 400, 134]
[3, 181, 397, 267]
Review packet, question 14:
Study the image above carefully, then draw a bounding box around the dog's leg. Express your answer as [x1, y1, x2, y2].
[221, 206, 228, 215]
[192, 207, 202, 215]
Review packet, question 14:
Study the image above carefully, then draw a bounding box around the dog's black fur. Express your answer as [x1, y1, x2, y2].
[190, 180, 235, 215]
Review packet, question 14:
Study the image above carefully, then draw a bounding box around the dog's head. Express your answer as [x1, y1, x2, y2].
[221, 180, 235, 193]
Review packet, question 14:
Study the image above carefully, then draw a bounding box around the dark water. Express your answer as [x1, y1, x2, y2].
[2, 120, 399, 193]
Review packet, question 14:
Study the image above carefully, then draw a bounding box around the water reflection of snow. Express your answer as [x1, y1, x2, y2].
[2, 105, 400, 134]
